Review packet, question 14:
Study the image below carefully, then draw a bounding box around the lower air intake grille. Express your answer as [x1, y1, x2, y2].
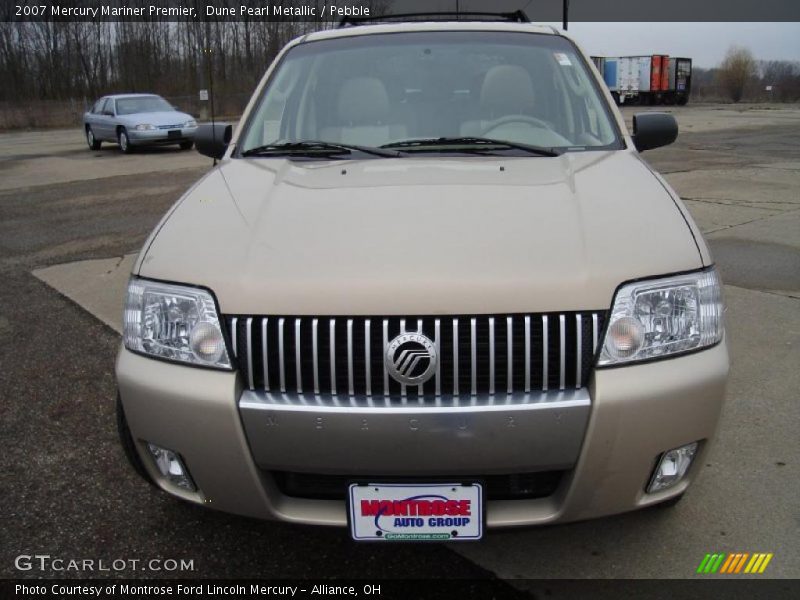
[271, 471, 565, 501]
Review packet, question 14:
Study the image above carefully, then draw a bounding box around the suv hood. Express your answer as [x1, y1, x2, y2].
[138, 152, 702, 315]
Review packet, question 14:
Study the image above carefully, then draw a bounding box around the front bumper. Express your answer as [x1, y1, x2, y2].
[116, 340, 728, 527]
[128, 127, 196, 145]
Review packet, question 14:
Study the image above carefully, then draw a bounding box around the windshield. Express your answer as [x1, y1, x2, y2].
[116, 96, 173, 115]
[239, 31, 621, 156]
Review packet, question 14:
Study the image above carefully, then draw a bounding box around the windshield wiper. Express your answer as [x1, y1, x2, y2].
[381, 137, 562, 157]
[241, 140, 401, 158]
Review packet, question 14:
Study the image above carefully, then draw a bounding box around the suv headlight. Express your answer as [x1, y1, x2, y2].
[598, 268, 723, 366]
[123, 278, 231, 369]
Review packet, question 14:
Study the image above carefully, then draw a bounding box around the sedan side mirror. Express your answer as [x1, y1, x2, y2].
[195, 123, 233, 160]
[632, 112, 678, 152]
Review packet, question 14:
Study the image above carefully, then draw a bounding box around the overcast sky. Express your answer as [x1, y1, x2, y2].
[542, 22, 799, 68]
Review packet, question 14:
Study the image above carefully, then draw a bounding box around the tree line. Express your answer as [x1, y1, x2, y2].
[693, 46, 800, 103]
[0, 15, 797, 129]
[0, 13, 330, 104]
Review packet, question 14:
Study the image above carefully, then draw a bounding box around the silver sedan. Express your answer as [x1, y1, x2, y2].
[83, 94, 198, 153]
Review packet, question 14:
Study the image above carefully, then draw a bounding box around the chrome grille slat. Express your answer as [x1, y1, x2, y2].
[382, 319, 389, 396]
[228, 312, 606, 402]
[559, 314, 566, 390]
[246, 318, 254, 390]
[329, 319, 337, 395]
[364, 320, 371, 396]
[399, 319, 406, 397]
[542, 315, 549, 392]
[489, 317, 495, 395]
[278, 318, 286, 393]
[524, 316, 531, 393]
[312, 319, 319, 394]
[452, 318, 459, 396]
[507, 316, 513, 394]
[295, 319, 302, 394]
[434, 319, 441, 397]
[575, 313, 582, 390]
[470, 318, 477, 396]
[417, 319, 423, 396]
[261, 318, 269, 391]
[347, 319, 354, 396]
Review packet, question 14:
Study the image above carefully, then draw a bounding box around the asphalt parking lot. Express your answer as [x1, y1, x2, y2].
[0, 104, 798, 587]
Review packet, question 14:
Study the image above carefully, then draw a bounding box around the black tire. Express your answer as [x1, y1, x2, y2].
[179, 141, 194, 151]
[116, 393, 156, 487]
[677, 95, 688, 106]
[117, 128, 133, 153]
[86, 126, 101, 150]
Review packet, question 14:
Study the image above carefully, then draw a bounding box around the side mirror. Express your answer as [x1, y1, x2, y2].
[195, 123, 233, 160]
[632, 112, 678, 152]
[103, 110, 114, 117]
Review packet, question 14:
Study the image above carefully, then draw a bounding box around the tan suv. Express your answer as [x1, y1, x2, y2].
[116, 16, 728, 541]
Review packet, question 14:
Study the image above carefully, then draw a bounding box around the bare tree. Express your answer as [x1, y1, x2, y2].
[761, 60, 800, 102]
[717, 45, 757, 103]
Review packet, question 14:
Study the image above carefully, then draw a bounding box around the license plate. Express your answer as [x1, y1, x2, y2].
[167, 130, 181, 139]
[348, 483, 483, 541]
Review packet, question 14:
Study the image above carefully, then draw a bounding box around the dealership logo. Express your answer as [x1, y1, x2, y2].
[696, 552, 774, 574]
[360, 495, 472, 537]
[385, 332, 437, 386]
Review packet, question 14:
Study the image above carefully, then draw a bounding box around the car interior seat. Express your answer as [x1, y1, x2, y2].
[320, 77, 407, 147]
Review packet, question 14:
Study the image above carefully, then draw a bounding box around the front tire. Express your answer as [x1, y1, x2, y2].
[179, 141, 194, 151]
[86, 127, 101, 150]
[118, 128, 133, 154]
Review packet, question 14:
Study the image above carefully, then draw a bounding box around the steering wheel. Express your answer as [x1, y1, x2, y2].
[481, 115, 551, 136]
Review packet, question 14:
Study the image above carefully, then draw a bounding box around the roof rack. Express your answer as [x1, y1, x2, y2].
[337, 11, 531, 28]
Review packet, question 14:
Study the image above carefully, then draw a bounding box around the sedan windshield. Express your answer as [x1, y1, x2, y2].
[116, 96, 174, 115]
[239, 31, 621, 156]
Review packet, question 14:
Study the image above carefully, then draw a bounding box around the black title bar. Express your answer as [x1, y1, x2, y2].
[4, 0, 800, 23]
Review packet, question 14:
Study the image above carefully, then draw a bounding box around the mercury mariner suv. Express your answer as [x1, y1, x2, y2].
[116, 16, 728, 541]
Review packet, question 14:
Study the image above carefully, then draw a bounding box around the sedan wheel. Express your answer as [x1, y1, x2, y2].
[118, 129, 133, 154]
[86, 127, 101, 150]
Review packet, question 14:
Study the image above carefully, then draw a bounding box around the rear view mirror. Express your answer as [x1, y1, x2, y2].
[632, 112, 678, 152]
[195, 123, 233, 160]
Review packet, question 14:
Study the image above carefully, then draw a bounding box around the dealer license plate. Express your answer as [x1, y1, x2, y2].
[348, 483, 483, 541]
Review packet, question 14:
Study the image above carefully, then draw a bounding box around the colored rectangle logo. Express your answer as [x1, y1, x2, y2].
[697, 552, 774, 574]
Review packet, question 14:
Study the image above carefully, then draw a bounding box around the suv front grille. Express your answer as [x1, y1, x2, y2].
[271, 471, 565, 501]
[226, 312, 605, 399]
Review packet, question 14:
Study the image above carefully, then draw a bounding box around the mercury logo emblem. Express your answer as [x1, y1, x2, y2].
[386, 332, 438, 386]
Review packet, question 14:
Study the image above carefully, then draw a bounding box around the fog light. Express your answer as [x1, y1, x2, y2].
[147, 443, 196, 491]
[647, 442, 698, 493]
